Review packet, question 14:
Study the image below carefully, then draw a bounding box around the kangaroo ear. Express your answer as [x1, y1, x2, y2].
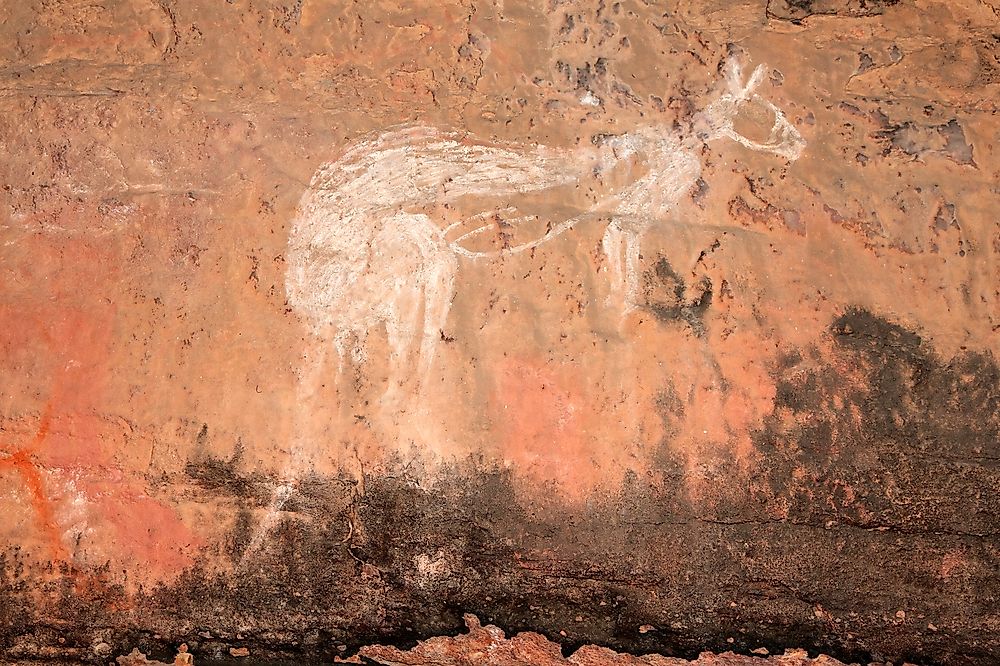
[723, 56, 744, 93]
[745, 64, 768, 96]
[722, 55, 767, 100]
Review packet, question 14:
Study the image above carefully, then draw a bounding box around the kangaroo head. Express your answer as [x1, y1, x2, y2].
[694, 56, 806, 161]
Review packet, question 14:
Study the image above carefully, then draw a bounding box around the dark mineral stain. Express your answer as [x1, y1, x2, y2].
[768, 0, 900, 23]
[184, 454, 262, 500]
[644, 256, 713, 335]
[3, 309, 999, 665]
[185, 433, 266, 501]
[879, 118, 976, 166]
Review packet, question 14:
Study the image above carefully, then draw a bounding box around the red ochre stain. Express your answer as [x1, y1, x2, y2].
[2, 303, 198, 580]
[0, 297, 107, 563]
[1, 221, 198, 582]
[0, 404, 67, 560]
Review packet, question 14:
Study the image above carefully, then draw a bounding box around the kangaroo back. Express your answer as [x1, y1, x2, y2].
[304, 125, 584, 217]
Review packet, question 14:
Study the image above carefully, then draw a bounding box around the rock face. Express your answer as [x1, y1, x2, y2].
[0, 0, 997, 664]
[343, 615, 884, 666]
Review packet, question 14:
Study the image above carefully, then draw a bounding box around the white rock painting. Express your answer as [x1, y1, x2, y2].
[285, 57, 804, 397]
[240, 57, 806, 565]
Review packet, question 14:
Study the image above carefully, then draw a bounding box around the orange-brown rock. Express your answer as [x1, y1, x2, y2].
[0, 0, 997, 665]
[343, 615, 889, 666]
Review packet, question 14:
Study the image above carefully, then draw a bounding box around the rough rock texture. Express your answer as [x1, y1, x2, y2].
[344, 615, 905, 666]
[0, 0, 998, 665]
[102, 618, 902, 666]
[103, 617, 909, 665]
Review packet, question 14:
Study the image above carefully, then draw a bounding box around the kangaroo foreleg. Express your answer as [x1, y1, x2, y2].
[602, 219, 626, 308]
[623, 229, 643, 312]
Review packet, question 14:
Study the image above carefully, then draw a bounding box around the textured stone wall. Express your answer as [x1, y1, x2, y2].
[0, 0, 997, 663]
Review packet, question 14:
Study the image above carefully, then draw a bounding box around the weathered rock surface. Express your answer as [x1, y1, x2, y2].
[0, 0, 997, 664]
[342, 616, 910, 666]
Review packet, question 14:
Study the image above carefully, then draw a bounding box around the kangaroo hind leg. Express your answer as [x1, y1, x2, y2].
[377, 211, 454, 403]
[416, 244, 457, 394]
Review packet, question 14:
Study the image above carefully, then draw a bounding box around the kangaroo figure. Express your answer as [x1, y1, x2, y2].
[236, 56, 806, 568]
[285, 57, 803, 399]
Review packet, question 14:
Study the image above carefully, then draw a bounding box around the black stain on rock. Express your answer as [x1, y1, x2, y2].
[184, 450, 263, 501]
[643, 256, 713, 336]
[767, 0, 900, 24]
[877, 118, 976, 166]
[2, 308, 998, 665]
[755, 308, 998, 532]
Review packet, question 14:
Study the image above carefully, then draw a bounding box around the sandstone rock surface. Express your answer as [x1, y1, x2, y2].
[0, 0, 997, 664]
[344, 615, 912, 666]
